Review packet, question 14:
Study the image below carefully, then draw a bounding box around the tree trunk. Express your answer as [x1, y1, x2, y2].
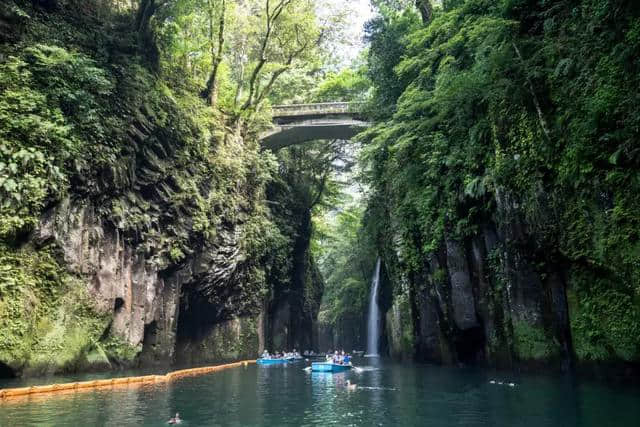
[203, 0, 226, 108]
[136, 0, 160, 70]
[241, 0, 292, 111]
[415, 0, 433, 25]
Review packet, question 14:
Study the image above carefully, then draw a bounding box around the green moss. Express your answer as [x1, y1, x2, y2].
[512, 321, 559, 361]
[432, 268, 447, 286]
[0, 4, 277, 373]
[181, 316, 259, 364]
[386, 293, 415, 358]
[85, 343, 111, 368]
[0, 244, 110, 375]
[398, 295, 415, 355]
[567, 271, 640, 362]
[0, 43, 113, 240]
[100, 334, 142, 364]
[360, 0, 640, 367]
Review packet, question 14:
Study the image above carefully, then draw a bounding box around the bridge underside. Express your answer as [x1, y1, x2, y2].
[260, 117, 369, 150]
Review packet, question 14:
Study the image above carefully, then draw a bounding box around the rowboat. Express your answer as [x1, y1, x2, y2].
[256, 358, 289, 365]
[311, 362, 352, 372]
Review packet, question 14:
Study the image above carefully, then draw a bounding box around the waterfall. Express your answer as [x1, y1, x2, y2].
[366, 257, 381, 356]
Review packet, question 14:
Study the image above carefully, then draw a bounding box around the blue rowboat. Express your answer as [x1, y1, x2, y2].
[256, 358, 288, 365]
[311, 362, 352, 372]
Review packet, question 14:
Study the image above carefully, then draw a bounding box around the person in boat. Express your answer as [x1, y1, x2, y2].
[262, 349, 270, 359]
[168, 413, 181, 424]
[333, 350, 340, 364]
[343, 353, 351, 365]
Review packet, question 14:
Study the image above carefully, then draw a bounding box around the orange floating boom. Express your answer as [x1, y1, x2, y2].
[0, 360, 256, 402]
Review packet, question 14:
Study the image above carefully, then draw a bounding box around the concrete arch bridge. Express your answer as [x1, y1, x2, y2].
[260, 102, 370, 150]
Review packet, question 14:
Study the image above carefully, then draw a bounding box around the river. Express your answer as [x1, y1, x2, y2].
[1, 359, 639, 426]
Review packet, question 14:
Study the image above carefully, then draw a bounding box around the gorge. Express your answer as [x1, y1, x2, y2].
[1, 0, 640, 394]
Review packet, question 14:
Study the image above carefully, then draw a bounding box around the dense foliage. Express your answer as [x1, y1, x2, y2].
[315, 203, 376, 346]
[0, 0, 301, 373]
[360, 0, 640, 363]
[4, 0, 640, 375]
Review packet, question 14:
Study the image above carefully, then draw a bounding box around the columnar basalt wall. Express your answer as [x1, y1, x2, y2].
[35, 200, 179, 361]
[380, 192, 574, 371]
[0, 3, 277, 376]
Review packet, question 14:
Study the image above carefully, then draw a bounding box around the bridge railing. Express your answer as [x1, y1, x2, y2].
[271, 102, 364, 117]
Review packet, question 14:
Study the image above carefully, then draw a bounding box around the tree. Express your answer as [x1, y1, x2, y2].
[147, 0, 346, 116]
[364, 7, 421, 119]
[371, 0, 434, 24]
[203, 0, 227, 107]
[414, 0, 433, 24]
[240, 0, 322, 111]
[312, 67, 370, 103]
[135, 0, 169, 69]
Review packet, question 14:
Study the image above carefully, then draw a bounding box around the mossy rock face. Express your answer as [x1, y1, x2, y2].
[385, 293, 414, 359]
[512, 321, 560, 362]
[567, 271, 640, 363]
[174, 316, 260, 366]
[0, 244, 111, 376]
[0, 3, 280, 375]
[99, 335, 142, 367]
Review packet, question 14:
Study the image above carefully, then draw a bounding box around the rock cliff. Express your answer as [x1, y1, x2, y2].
[0, 2, 320, 377]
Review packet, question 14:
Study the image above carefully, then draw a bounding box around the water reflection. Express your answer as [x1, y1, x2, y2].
[1, 360, 640, 426]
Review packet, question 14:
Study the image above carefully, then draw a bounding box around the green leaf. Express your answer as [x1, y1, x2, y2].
[3, 178, 17, 192]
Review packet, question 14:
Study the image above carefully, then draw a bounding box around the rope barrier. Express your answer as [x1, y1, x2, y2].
[0, 360, 255, 402]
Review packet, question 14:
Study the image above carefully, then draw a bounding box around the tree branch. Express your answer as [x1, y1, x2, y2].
[241, 0, 293, 111]
[203, 0, 226, 107]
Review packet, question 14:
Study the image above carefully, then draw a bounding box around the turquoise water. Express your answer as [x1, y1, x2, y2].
[1, 359, 639, 426]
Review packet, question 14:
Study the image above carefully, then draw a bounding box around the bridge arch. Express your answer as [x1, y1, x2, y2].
[260, 102, 370, 150]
